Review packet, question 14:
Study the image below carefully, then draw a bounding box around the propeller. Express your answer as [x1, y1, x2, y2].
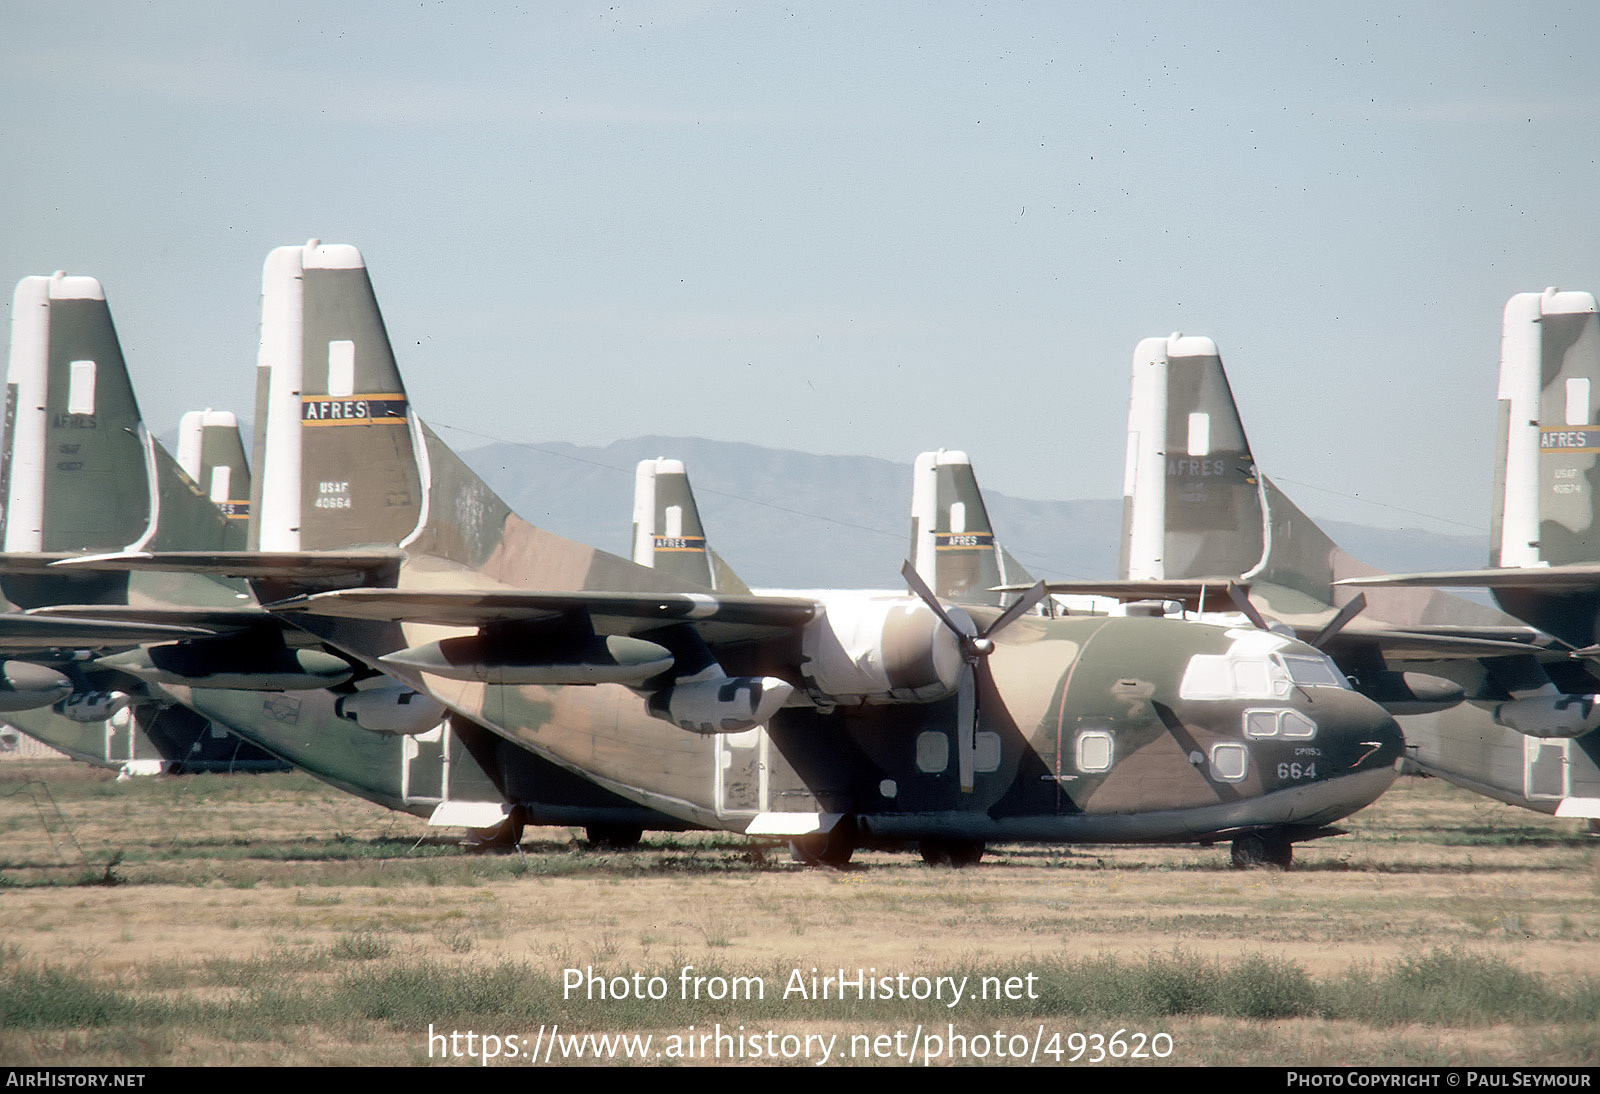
[1310, 593, 1367, 650]
[1225, 582, 1272, 631]
[900, 561, 1049, 791]
[1225, 582, 1368, 650]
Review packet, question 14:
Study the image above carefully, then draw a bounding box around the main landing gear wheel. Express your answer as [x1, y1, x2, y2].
[1230, 833, 1293, 870]
[462, 807, 526, 854]
[919, 839, 985, 867]
[790, 818, 856, 867]
[585, 824, 644, 850]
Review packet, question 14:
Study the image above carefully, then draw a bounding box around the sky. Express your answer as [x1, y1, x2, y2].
[5, 1, 1599, 540]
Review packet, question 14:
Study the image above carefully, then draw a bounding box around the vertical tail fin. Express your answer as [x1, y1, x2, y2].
[3, 274, 152, 551]
[1120, 333, 1271, 583]
[1, 274, 237, 558]
[630, 458, 749, 593]
[1494, 288, 1600, 568]
[908, 449, 1032, 604]
[1123, 331, 1521, 625]
[177, 410, 251, 550]
[253, 242, 677, 593]
[254, 241, 425, 553]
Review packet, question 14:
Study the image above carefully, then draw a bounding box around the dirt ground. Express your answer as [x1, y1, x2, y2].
[2, 760, 1596, 1066]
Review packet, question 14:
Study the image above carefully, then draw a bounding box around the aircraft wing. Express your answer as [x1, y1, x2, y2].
[1011, 578, 1552, 660]
[0, 613, 215, 648]
[23, 604, 279, 636]
[1308, 624, 1553, 662]
[1001, 578, 1240, 609]
[49, 550, 405, 585]
[1338, 565, 1600, 592]
[267, 588, 819, 642]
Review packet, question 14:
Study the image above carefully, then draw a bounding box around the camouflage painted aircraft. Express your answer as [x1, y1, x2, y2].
[4, 272, 692, 845]
[1336, 291, 1600, 820]
[56, 241, 1405, 870]
[0, 273, 288, 774]
[81, 243, 1414, 870]
[1083, 330, 1599, 821]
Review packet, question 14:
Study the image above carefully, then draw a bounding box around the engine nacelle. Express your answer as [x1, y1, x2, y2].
[97, 642, 353, 691]
[58, 690, 132, 723]
[0, 661, 72, 712]
[334, 686, 448, 736]
[381, 634, 674, 687]
[1352, 671, 1465, 717]
[647, 676, 794, 734]
[799, 594, 965, 704]
[1494, 694, 1600, 739]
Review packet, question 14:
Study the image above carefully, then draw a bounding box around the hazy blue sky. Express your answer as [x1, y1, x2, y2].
[5, 2, 1599, 540]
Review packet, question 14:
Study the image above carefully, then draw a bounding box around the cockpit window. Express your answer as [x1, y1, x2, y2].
[1277, 653, 1347, 689]
[1180, 655, 1289, 701]
[1280, 710, 1317, 739]
[1244, 710, 1280, 738]
[1242, 708, 1319, 740]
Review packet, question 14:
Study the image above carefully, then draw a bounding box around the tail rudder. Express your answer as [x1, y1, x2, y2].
[631, 457, 748, 593]
[908, 449, 1029, 604]
[1495, 288, 1600, 568]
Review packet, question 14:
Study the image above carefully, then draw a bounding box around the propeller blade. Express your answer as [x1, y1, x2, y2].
[981, 579, 1050, 639]
[956, 662, 976, 793]
[1226, 582, 1272, 632]
[900, 560, 973, 640]
[1310, 593, 1367, 649]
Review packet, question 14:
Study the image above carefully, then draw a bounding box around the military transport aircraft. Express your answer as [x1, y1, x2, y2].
[1074, 330, 1599, 821]
[45, 240, 1409, 870]
[1336, 290, 1600, 820]
[0, 272, 286, 774]
[0, 271, 694, 844]
[0, 270, 694, 846]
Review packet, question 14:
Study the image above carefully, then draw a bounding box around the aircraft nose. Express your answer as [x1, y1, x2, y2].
[1311, 688, 1406, 775]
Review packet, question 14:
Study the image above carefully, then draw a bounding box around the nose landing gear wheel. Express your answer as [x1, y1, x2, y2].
[919, 839, 985, 867]
[790, 818, 856, 866]
[1230, 833, 1293, 870]
[585, 824, 644, 850]
[462, 806, 526, 853]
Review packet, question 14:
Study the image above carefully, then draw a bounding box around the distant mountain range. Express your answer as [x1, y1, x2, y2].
[456, 435, 1493, 591]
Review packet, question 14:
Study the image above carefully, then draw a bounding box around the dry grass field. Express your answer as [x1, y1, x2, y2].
[1, 759, 1596, 1067]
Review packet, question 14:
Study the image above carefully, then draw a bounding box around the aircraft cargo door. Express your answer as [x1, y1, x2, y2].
[401, 722, 449, 805]
[1525, 736, 1570, 801]
[717, 727, 767, 816]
